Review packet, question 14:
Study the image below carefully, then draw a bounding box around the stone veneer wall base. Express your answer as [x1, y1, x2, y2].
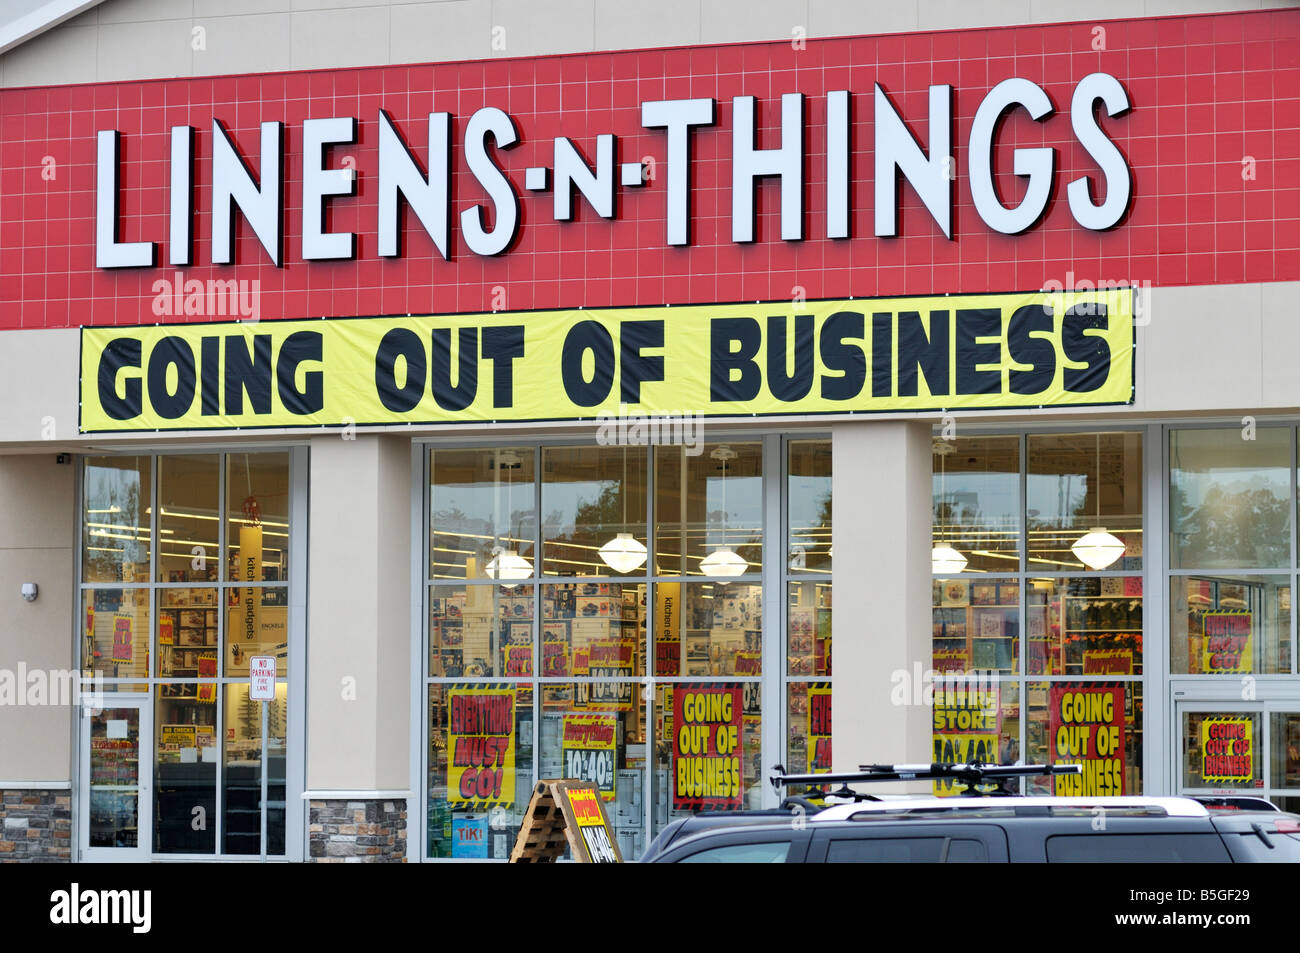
[0, 790, 72, 861]
[308, 798, 407, 862]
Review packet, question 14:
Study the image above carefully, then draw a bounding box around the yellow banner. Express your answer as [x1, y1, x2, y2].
[79, 291, 1134, 432]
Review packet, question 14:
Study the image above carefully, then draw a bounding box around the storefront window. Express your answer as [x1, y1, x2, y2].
[1170, 428, 1290, 570]
[654, 442, 762, 576]
[655, 581, 762, 676]
[226, 452, 291, 582]
[223, 682, 286, 855]
[156, 588, 218, 678]
[430, 448, 537, 580]
[82, 456, 151, 584]
[932, 436, 1019, 573]
[430, 584, 536, 679]
[1272, 713, 1300, 790]
[80, 452, 294, 857]
[427, 437, 781, 859]
[932, 578, 1020, 674]
[653, 682, 762, 830]
[788, 441, 831, 574]
[1182, 710, 1263, 789]
[787, 681, 832, 775]
[787, 440, 831, 777]
[539, 683, 646, 861]
[82, 588, 150, 684]
[542, 446, 648, 577]
[427, 683, 534, 860]
[1028, 432, 1142, 571]
[158, 455, 219, 583]
[932, 431, 1143, 795]
[1027, 577, 1143, 676]
[1170, 576, 1290, 675]
[931, 679, 1020, 794]
[154, 685, 218, 854]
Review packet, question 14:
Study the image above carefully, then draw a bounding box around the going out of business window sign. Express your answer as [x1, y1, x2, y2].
[79, 289, 1133, 432]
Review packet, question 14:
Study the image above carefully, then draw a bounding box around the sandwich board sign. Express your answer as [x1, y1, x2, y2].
[508, 779, 622, 863]
[249, 656, 276, 701]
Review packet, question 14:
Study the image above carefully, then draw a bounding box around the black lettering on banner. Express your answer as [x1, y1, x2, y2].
[200, 337, 220, 416]
[710, 317, 761, 402]
[480, 325, 524, 407]
[276, 331, 324, 415]
[619, 319, 665, 403]
[98, 338, 142, 420]
[375, 327, 427, 412]
[431, 327, 478, 411]
[224, 334, 273, 415]
[819, 310, 865, 401]
[561, 320, 615, 406]
[1062, 302, 1110, 393]
[766, 314, 814, 401]
[146, 335, 197, 420]
[954, 308, 1001, 395]
[1006, 304, 1055, 395]
[870, 313, 892, 398]
[897, 310, 950, 397]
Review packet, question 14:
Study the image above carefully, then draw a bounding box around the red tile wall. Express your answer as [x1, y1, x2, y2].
[0, 9, 1296, 330]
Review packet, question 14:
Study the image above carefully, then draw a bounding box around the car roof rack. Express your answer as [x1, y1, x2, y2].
[770, 762, 1083, 799]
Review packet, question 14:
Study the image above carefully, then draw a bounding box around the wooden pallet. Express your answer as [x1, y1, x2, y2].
[509, 779, 623, 863]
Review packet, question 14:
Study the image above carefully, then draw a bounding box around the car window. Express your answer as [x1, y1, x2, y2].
[825, 836, 988, 863]
[1221, 831, 1300, 862]
[677, 841, 792, 863]
[1046, 834, 1232, 863]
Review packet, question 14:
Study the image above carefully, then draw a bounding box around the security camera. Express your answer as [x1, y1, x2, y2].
[20, 583, 38, 602]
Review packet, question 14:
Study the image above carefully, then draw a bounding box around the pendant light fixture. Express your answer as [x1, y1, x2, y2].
[700, 445, 748, 576]
[931, 437, 968, 574]
[1071, 433, 1125, 570]
[485, 449, 533, 581]
[598, 446, 648, 573]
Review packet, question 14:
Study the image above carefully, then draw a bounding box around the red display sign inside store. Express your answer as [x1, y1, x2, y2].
[0, 9, 1296, 330]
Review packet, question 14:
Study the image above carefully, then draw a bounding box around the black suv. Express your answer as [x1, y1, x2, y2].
[644, 763, 1300, 863]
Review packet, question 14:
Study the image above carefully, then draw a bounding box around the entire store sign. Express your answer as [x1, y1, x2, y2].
[79, 289, 1133, 431]
[932, 682, 1000, 797]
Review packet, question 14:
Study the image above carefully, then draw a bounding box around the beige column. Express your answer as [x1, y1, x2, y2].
[831, 421, 932, 783]
[305, 435, 411, 791]
[0, 454, 75, 783]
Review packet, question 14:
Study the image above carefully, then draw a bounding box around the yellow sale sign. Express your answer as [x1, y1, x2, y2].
[81, 290, 1133, 432]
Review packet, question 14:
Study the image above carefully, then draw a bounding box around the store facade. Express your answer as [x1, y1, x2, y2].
[0, 0, 1297, 861]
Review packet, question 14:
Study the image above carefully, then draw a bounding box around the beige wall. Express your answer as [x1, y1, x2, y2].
[305, 434, 410, 791]
[831, 420, 932, 786]
[0, 0, 1283, 85]
[0, 455, 75, 783]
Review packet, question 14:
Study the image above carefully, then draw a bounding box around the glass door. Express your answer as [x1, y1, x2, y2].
[80, 693, 151, 861]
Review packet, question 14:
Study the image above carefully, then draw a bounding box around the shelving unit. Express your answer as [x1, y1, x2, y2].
[932, 580, 1019, 673]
